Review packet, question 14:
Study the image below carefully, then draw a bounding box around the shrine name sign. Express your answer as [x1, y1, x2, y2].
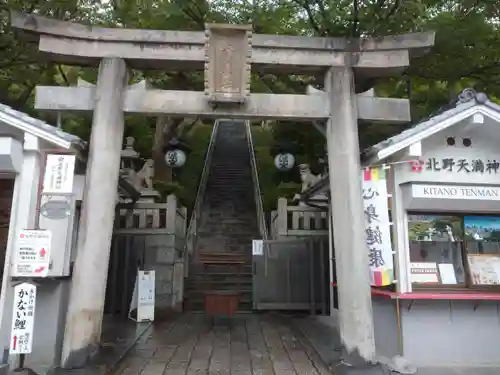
[412, 184, 500, 200]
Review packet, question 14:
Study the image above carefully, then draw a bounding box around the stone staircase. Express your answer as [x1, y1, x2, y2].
[185, 120, 260, 312]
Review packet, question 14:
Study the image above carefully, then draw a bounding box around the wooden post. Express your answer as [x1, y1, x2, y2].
[325, 67, 376, 362]
[61, 58, 127, 368]
[277, 197, 288, 237]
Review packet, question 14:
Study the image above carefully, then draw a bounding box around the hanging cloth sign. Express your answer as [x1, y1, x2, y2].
[361, 166, 394, 286]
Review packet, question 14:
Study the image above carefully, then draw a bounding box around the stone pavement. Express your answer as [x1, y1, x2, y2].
[111, 313, 332, 375]
[293, 315, 500, 375]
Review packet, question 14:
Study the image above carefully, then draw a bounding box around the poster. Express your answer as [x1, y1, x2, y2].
[408, 214, 463, 242]
[10, 282, 37, 354]
[464, 216, 500, 241]
[467, 254, 500, 285]
[409, 262, 439, 284]
[361, 166, 394, 286]
[12, 230, 52, 277]
[438, 263, 458, 284]
[42, 154, 76, 194]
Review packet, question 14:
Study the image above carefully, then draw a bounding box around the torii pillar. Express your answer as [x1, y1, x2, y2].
[326, 67, 376, 362]
[61, 58, 127, 367]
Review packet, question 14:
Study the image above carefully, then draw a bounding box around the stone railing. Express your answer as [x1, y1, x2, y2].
[115, 195, 185, 233]
[113, 194, 187, 312]
[270, 197, 328, 238]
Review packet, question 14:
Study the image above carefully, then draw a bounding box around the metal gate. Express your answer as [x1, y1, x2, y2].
[252, 237, 329, 314]
[104, 234, 146, 317]
[104, 232, 176, 317]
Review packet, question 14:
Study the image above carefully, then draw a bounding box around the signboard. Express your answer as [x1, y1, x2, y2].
[137, 270, 155, 322]
[12, 230, 52, 277]
[10, 282, 37, 354]
[129, 270, 155, 322]
[361, 166, 394, 286]
[412, 184, 500, 201]
[42, 154, 76, 194]
[423, 157, 499, 174]
[409, 262, 439, 284]
[252, 240, 263, 256]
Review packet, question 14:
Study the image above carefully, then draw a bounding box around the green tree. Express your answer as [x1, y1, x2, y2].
[2, 0, 500, 214]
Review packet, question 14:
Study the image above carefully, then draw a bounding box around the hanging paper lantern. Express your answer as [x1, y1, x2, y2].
[274, 153, 295, 171]
[164, 149, 187, 168]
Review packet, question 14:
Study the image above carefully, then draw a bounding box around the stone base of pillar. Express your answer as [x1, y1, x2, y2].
[335, 351, 390, 375]
[335, 364, 389, 375]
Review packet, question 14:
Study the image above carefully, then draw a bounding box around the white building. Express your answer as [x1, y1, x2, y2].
[302, 89, 500, 367]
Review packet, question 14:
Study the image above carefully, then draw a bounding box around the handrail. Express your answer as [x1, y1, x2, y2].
[245, 121, 269, 240]
[184, 120, 220, 255]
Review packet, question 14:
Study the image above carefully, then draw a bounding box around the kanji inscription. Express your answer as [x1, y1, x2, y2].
[425, 157, 500, 174]
[10, 282, 37, 354]
[361, 167, 394, 286]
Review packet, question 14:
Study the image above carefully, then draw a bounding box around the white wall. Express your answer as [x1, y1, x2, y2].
[394, 117, 500, 186]
[0, 150, 41, 362]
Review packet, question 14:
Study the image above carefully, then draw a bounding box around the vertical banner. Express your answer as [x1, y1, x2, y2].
[361, 166, 394, 286]
[10, 282, 37, 354]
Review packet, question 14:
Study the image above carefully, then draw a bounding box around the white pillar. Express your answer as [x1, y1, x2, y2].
[61, 58, 127, 368]
[324, 67, 376, 361]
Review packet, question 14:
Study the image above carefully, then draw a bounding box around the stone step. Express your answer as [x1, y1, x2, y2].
[198, 225, 259, 232]
[184, 298, 253, 313]
[195, 238, 256, 248]
[190, 263, 253, 274]
[186, 280, 253, 291]
[185, 290, 253, 302]
[196, 233, 256, 242]
[188, 272, 253, 281]
[209, 163, 250, 168]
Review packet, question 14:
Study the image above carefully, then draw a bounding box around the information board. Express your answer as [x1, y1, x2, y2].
[12, 230, 52, 277]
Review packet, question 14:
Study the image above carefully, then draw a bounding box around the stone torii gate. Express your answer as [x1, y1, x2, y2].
[10, 11, 434, 368]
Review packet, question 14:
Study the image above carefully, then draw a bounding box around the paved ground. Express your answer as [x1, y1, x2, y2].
[111, 313, 331, 375]
[293, 315, 500, 375]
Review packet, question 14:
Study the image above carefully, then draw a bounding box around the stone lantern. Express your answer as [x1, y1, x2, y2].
[120, 137, 139, 178]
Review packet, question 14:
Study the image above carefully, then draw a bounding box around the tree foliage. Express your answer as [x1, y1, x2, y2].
[1, 0, 500, 210]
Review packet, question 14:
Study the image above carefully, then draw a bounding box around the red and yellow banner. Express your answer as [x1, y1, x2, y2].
[361, 166, 394, 287]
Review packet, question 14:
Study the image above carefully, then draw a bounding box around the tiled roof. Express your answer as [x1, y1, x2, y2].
[363, 88, 498, 162]
[0, 102, 85, 149]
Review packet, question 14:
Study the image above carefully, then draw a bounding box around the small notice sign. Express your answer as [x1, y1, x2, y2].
[12, 230, 52, 277]
[410, 262, 439, 284]
[10, 282, 37, 354]
[252, 240, 263, 256]
[137, 270, 155, 322]
[43, 154, 76, 194]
